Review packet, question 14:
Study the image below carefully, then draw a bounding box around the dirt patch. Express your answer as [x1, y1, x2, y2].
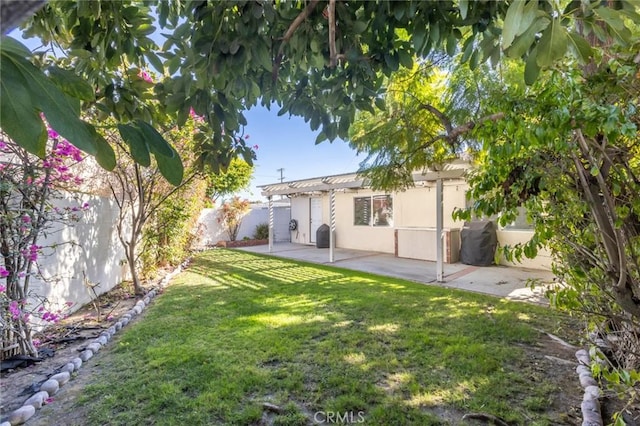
[0, 280, 153, 424]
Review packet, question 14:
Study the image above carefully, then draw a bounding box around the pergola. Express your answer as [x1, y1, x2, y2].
[259, 160, 471, 282]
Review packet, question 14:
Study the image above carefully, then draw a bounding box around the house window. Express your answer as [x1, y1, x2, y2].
[503, 206, 534, 230]
[354, 195, 393, 227]
[354, 197, 371, 226]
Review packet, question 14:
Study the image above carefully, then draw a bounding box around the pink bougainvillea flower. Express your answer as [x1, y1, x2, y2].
[189, 107, 204, 123]
[0, 284, 6, 292]
[138, 70, 153, 83]
[47, 128, 59, 139]
[9, 301, 21, 320]
[0, 267, 9, 278]
[252, 144, 259, 150]
[21, 215, 31, 223]
[21, 244, 41, 262]
[33, 339, 41, 347]
[45, 397, 54, 404]
[42, 311, 61, 322]
[244, 134, 250, 140]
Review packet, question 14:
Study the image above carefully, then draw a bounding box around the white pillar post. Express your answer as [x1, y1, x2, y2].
[329, 189, 336, 263]
[436, 177, 444, 282]
[268, 196, 273, 253]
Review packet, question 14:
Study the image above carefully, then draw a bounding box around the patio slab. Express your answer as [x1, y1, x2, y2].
[236, 243, 556, 304]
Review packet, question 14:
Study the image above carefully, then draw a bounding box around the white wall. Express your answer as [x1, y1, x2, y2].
[395, 183, 468, 228]
[285, 181, 549, 270]
[27, 194, 129, 325]
[496, 229, 552, 270]
[197, 203, 291, 246]
[397, 228, 460, 263]
[334, 190, 395, 253]
[290, 197, 311, 244]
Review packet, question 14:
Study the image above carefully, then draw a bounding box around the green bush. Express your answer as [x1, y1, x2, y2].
[254, 223, 269, 240]
[141, 179, 208, 277]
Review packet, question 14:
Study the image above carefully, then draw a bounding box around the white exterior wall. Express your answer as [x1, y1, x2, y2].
[496, 230, 552, 270]
[334, 190, 395, 253]
[197, 204, 291, 246]
[395, 183, 467, 228]
[290, 197, 312, 244]
[28, 194, 128, 323]
[285, 178, 548, 270]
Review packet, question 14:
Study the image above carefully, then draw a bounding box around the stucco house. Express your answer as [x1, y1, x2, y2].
[259, 160, 551, 271]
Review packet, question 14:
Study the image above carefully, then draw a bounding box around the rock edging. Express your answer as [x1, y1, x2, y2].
[0, 259, 190, 426]
[576, 348, 603, 426]
[215, 239, 268, 248]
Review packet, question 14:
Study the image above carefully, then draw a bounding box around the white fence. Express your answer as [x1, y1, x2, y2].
[196, 203, 291, 247]
[18, 199, 291, 326]
[27, 194, 128, 322]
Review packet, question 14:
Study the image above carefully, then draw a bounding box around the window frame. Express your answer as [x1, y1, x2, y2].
[353, 195, 393, 227]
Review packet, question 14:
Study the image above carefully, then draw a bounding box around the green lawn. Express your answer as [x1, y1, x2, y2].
[76, 249, 577, 425]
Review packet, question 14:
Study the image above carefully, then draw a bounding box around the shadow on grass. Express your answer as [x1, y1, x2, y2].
[75, 249, 577, 425]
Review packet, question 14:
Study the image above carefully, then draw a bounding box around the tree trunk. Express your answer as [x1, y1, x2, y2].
[0, 0, 45, 35]
[127, 238, 144, 295]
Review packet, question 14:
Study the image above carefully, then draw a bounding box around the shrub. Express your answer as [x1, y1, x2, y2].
[217, 197, 250, 241]
[253, 223, 269, 240]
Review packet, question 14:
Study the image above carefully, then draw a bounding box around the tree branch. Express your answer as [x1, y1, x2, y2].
[413, 112, 505, 153]
[0, 0, 46, 35]
[420, 103, 453, 135]
[273, 0, 320, 80]
[575, 129, 629, 293]
[328, 0, 337, 67]
[445, 112, 504, 141]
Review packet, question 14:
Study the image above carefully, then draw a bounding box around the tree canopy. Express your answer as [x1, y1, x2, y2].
[2, 0, 637, 181]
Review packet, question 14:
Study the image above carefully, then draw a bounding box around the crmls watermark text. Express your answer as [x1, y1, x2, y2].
[313, 411, 366, 424]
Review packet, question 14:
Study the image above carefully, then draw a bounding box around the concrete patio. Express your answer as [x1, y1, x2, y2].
[236, 243, 558, 305]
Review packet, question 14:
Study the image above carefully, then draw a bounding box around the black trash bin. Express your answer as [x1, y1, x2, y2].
[316, 224, 330, 248]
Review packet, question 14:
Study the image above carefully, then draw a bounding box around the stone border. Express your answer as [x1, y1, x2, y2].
[215, 239, 268, 248]
[575, 348, 603, 426]
[0, 260, 190, 426]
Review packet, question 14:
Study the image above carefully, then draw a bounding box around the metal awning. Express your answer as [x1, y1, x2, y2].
[259, 159, 471, 197]
[261, 159, 472, 281]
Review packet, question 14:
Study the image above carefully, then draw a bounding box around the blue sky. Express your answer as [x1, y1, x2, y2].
[241, 107, 365, 201]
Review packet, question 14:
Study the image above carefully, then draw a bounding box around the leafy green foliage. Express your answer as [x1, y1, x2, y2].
[453, 42, 640, 414]
[0, 36, 115, 165]
[141, 179, 209, 276]
[11, 0, 633, 172]
[253, 223, 269, 240]
[217, 197, 251, 241]
[206, 158, 253, 203]
[342, 5, 640, 413]
[349, 62, 460, 190]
